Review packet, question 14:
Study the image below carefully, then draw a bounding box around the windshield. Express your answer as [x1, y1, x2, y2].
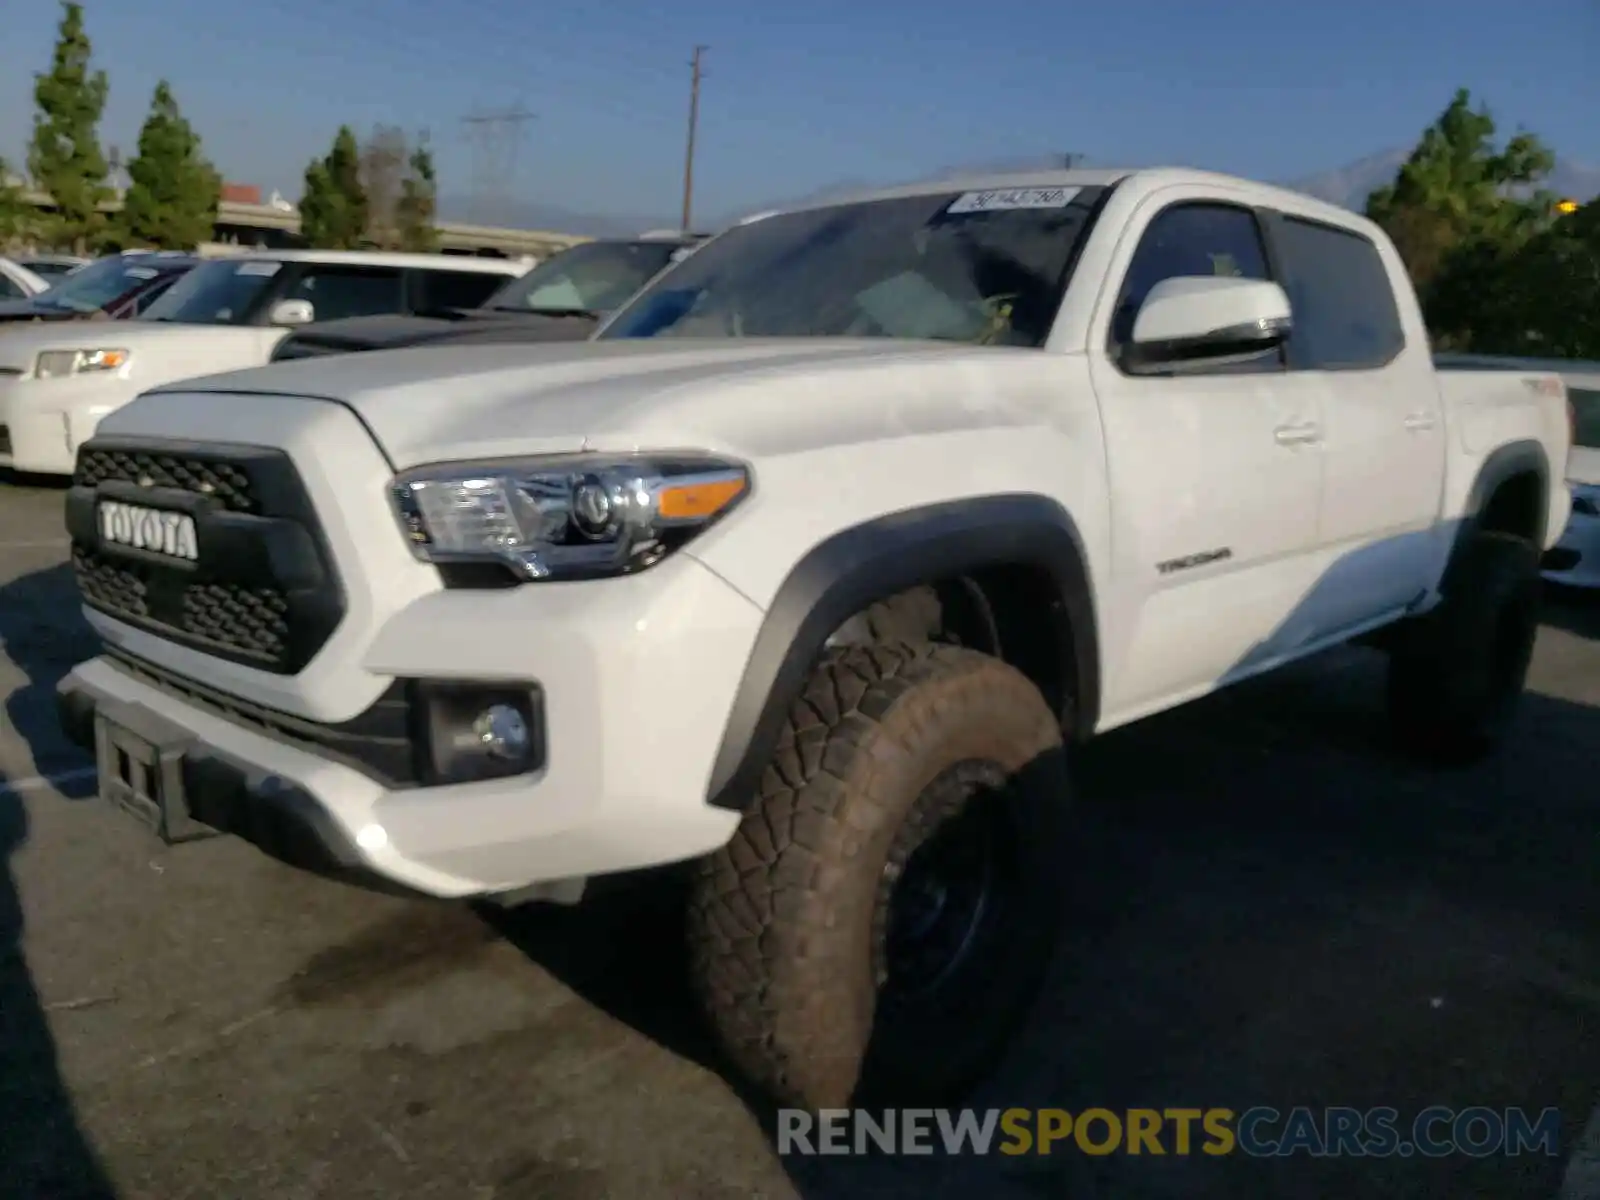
[488, 241, 682, 314]
[139, 258, 282, 324]
[36, 256, 173, 313]
[598, 187, 1105, 347]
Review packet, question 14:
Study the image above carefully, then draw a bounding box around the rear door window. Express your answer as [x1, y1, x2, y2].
[1273, 218, 1406, 370]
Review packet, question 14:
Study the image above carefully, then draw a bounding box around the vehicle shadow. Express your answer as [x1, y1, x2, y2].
[0, 561, 117, 1199]
[1541, 582, 1600, 639]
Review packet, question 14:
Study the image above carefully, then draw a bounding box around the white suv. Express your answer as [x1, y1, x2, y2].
[0, 250, 522, 475]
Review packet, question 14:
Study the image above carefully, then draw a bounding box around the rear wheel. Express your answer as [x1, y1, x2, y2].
[1386, 530, 1541, 764]
[687, 642, 1069, 1110]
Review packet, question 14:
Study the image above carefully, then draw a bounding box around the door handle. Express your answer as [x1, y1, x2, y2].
[1274, 422, 1322, 446]
[1403, 413, 1437, 432]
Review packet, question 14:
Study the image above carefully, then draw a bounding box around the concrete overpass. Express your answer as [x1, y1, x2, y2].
[18, 189, 591, 259]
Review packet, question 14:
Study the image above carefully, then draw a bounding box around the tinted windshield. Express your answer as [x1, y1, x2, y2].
[598, 186, 1105, 347]
[489, 241, 681, 313]
[140, 258, 282, 324]
[36, 257, 175, 312]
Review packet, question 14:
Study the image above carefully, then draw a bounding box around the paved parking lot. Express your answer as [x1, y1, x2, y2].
[1, 469, 1597, 1200]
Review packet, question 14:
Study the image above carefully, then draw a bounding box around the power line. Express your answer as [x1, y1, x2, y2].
[460, 104, 536, 216]
[681, 45, 707, 232]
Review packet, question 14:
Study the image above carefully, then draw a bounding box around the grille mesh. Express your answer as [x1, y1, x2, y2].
[74, 448, 258, 513]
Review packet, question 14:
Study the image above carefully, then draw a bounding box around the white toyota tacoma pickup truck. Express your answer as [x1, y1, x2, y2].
[55, 167, 1573, 1112]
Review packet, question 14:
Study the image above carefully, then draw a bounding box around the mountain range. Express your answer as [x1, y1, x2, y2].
[437, 150, 1600, 238]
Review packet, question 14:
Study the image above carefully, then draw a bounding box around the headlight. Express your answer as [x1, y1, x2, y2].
[34, 348, 130, 379]
[391, 452, 750, 581]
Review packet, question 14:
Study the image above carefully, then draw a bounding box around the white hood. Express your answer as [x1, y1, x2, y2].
[146, 338, 1066, 469]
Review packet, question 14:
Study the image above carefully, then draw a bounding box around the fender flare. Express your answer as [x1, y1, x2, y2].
[705, 493, 1100, 811]
[1451, 439, 1552, 563]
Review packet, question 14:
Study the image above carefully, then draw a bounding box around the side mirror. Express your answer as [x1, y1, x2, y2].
[269, 298, 315, 327]
[1123, 276, 1291, 373]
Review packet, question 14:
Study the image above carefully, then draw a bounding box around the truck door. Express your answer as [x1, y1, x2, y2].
[1088, 191, 1325, 717]
[1265, 213, 1446, 632]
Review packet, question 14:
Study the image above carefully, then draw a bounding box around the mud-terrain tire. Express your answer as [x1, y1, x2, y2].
[687, 642, 1069, 1111]
[1386, 530, 1541, 764]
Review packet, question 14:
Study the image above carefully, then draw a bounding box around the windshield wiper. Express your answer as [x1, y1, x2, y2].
[489, 305, 601, 318]
[410, 305, 483, 320]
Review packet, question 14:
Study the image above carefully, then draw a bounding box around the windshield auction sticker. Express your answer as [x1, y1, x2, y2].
[945, 187, 1082, 214]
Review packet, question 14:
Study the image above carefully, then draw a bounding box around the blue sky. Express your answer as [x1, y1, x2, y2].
[2, 0, 1597, 221]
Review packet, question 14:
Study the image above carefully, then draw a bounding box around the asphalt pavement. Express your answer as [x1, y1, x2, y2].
[1, 469, 1597, 1200]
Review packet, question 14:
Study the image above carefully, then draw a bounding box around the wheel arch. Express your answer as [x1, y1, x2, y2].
[704, 493, 1100, 812]
[1454, 439, 1552, 565]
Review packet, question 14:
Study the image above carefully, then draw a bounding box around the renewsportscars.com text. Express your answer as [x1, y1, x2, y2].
[777, 1106, 1564, 1158]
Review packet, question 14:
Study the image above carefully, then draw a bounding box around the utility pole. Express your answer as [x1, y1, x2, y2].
[681, 45, 708, 231]
[460, 104, 536, 217]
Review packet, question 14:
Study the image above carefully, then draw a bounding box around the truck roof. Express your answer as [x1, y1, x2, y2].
[760, 166, 1369, 235]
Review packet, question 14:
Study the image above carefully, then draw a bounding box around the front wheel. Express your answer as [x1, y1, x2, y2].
[687, 642, 1069, 1110]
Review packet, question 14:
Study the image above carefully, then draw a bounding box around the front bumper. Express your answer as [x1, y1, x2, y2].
[0, 374, 136, 475]
[56, 551, 758, 900]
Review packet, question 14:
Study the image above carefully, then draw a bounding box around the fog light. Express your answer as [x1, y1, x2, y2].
[416, 682, 545, 785]
[472, 704, 530, 761]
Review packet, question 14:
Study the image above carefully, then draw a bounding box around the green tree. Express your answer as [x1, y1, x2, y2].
[1451, 197, 1600, 357]
[1367, 89, 1557, 349]
[298, 125, 368, 248]
[118, 81, 221, 250]
[27, 0, 110, 254]
[395, 144, 439, 251]
[0, 157, 29, 244]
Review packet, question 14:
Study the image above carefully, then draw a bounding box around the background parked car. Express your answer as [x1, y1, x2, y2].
[270, 232, 709, 361]
[0, 248, 524, 475]
[13, 253, 91, 283]
[0, 251, 196, 324]
[0, 257, 51, 301]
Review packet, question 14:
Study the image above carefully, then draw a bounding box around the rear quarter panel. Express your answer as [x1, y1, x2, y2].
[1434, 368, 1573, 550]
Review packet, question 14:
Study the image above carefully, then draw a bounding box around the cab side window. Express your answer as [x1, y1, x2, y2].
[412, 269, 508, 312]
[1273, 217, 1405, 370]
[1109, 202, 1276, 367]
[281, 267, 405, 322]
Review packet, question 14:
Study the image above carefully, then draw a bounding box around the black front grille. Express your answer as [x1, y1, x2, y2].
[66, 437, 346, 674]
[74, 446, 258, 512]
